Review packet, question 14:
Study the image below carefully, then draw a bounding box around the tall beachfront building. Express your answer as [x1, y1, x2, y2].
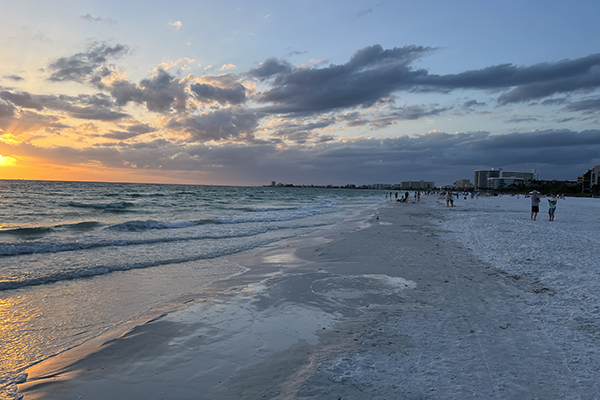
[474, 169, 538, 191]
[474, 169, 501, 191]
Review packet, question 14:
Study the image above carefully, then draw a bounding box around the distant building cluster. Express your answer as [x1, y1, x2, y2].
[268, 164, 600, 194]
[454, 179, 472, 189]
[474, 169, 538, 191]
[400, 180, 435, 189]
[578, 164, 600, 193]
[268, 180, 436, 190]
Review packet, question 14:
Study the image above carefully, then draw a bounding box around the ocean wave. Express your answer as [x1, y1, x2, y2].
[68, 201, 135, 210]
[247, 206, 300, 212]
[0, 226, 54, 236]
[0, 225, 271, 256]
[105, 220, 197, 232]
[55, 221, 103, 231]
[218, 205, 342, 224]
[127, 193, 165, 198]
[0, 232, 279, 291]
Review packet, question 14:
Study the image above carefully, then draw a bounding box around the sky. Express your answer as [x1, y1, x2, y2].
[1, 0, 600, 186]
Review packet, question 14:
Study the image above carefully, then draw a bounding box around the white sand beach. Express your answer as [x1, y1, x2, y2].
[18, 195, 600, 399]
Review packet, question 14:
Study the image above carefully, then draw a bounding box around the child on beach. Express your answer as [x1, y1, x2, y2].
[548, 194, 557, 221]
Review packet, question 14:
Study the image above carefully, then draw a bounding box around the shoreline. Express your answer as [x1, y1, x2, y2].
[19, 196, 598, 399]
[17, 197, 377, 399]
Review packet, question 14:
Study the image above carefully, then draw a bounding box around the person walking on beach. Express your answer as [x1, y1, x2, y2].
[548, 194, 557, 221]
[530, 191, 541, 220]
[446, 192, 454, 207]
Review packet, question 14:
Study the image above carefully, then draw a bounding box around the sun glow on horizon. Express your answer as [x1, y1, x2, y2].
[0, 155, 17, 167]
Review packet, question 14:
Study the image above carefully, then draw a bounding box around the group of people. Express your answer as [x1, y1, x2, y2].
[530, 191, 558, 221]
[386, 191, 423, 203]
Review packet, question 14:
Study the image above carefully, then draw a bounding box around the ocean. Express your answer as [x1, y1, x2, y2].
[0, 180, 383, 394]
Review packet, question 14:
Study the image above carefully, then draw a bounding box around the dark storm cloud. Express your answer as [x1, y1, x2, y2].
[47, 42, 129, 83]
[166, 108, 260, 142]
[189, 82, 246, 105]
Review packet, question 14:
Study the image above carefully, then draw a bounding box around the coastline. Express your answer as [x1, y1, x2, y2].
[18, 196, 597, 399]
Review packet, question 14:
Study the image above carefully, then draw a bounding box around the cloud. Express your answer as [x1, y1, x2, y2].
[244, 47, 600, 123]
[170, 21, 183, 29]
[356, 1, 386, 17]
[505, 115, 538, 123]
[356, 7, 374, 17]
[102, 123, 157, 140]
[0, 91, 44, 111]
[189, 82, 247, 105]
[464, 100, 487, 108]
[0, 90, 129, 122]
[81, 14, 117, 25]
[109, 68, 188, 113]
[565, 98, 600, 113]
[8, 42, 600, 185]
[169, 129, 600, 184]
[220, 64, 236, 71]
[0, 101, 16, 118]
[3, 75, 24, 82]
[2, 125, 597, 185]
[251, 45, 436, 114]
[166, 108, 260, 142]
[47, 42, 129, 84]
[269, 117, 337, 143]
[248, 58, 295, 79]
[0, 109, 67, 134]
[412, 54, 600, 105]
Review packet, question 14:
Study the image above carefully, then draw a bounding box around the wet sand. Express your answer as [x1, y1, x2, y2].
[18, 198, 595, 399]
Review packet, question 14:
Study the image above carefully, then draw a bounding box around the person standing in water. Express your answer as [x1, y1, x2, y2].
[548, 194, 557, 221]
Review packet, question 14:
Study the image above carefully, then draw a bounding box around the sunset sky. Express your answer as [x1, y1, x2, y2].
[1, 0, 600, 186]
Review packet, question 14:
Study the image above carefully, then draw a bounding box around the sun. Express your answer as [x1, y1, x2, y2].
[0, 155, 16, 167]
